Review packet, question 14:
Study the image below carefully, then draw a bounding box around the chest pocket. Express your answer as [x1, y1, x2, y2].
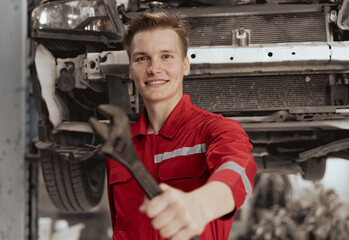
[109, 165, 137, 231]
[158, 155, 208, 192]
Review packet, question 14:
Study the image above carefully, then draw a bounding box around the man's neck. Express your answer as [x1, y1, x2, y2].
[144, 94, 183, 134]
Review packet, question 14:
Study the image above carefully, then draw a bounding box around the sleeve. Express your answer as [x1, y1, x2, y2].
[205, 118, 257, 217]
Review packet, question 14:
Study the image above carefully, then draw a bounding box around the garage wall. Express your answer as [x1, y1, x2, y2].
[0, 0, 28, 239]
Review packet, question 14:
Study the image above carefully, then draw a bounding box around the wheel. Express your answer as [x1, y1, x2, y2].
[300, 157, 326, 181]
[40, 150, 105, 211]
[32, 65, 106, 212]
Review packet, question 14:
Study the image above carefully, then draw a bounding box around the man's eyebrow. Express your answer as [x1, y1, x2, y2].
[160, 49, 176, 53]
[132, 49, 177, 58]
[132, 52, 146, 58]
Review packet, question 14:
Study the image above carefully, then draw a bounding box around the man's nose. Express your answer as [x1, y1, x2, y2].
[147, 59, 162, 75]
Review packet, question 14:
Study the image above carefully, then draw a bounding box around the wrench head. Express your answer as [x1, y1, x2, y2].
[89, 104, 134, 167]
[88, 117, 109, 142]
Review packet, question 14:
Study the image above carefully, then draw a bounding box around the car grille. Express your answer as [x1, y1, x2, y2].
[183, 74, 329, 112]
[184, 6, 330, 114]
[187, 11, 327, 46]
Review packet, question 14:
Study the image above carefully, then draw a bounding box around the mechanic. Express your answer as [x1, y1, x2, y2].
[106, 12, 257, 240]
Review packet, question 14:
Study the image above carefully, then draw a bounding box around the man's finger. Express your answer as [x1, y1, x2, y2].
[159, 214, 186, 239]
[139, 197, 149, 213]
[151, 205, 177, 230]
[140, 187, 178, 218]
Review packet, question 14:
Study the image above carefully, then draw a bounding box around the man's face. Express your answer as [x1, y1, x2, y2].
[129, 28, 190, 105]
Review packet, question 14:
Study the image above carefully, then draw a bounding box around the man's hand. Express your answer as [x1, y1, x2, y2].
[139, 181, 235, 240]
[139, 184, 207, 240]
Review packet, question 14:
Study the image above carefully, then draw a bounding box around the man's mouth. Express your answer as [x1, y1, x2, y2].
[145, 80, 169, 85]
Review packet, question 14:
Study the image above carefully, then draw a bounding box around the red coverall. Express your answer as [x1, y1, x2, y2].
[106, 94, 257, 240]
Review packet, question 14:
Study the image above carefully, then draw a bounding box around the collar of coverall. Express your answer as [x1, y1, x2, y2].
[132, 94, 192, 139]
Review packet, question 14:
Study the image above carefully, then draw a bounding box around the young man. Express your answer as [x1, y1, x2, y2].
[106, 12, 257, 240]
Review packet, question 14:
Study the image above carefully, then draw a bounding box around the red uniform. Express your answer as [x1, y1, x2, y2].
[106, 94, 257, 240]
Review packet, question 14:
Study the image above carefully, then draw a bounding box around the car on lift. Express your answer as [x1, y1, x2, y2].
[30, 0, 349, 212]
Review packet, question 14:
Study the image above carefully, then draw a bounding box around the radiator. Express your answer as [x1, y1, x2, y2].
[183, 75, 329, 113]
[187, 7, 328, 46]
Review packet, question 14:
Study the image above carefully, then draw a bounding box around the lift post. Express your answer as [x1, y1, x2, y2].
[0, 0, 33, 240]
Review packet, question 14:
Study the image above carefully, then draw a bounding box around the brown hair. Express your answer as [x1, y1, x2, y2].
[123, 12, 189, 58]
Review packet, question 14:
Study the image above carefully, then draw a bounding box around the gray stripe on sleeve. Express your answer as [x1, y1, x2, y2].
[215, 162, 252, 201]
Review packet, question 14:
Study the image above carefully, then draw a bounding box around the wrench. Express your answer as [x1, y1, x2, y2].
[89, 104, 200, 240]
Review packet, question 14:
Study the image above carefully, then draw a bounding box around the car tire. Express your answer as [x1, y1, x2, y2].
[40, 150, 105, 211]
[300, 157, 326, 181]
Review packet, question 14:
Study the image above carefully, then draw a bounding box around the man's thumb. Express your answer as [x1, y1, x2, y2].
[159, 183, 171, 191]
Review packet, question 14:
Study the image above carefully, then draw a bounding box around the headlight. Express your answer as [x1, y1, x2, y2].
[32, 0, 115, 32]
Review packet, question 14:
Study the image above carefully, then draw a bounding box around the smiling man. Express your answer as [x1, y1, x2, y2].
[106, 12, 257, 240]
[128, 27, 189, 134]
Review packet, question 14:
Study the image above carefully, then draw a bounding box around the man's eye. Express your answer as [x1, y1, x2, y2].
[163, 54, 172, 59]
[136, 56, 148, 62]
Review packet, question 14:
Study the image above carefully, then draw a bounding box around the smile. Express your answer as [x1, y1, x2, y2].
[145, 80, 169, 85]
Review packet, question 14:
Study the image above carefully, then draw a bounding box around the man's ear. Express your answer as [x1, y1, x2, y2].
[129, 65, 133, 80]
[183, 56, 190, 76]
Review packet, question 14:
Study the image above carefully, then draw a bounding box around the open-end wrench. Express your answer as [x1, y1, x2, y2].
[89, 104, 200, 240]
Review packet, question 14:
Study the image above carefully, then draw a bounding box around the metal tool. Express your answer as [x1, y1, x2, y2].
[89, 104, 200, 240]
